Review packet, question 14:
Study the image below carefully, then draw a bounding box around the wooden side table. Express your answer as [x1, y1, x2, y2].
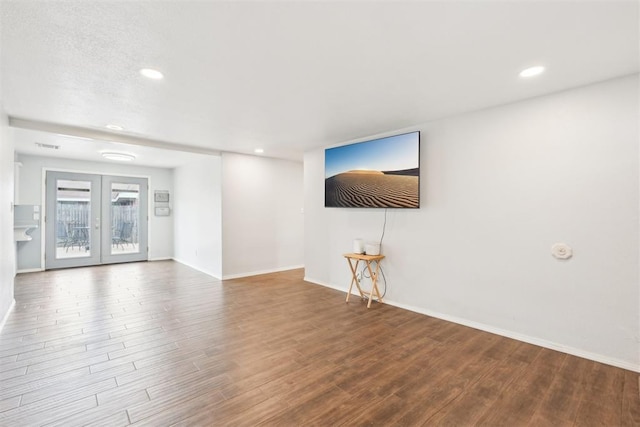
[343, 253, 385, 308]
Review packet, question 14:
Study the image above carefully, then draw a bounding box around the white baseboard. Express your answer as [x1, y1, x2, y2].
[223, 265, 304, 280]
[171, 258, 222, 280]
[19, 260, 172, 272]
[16, 268, 44, 274]
[387, 299, 640, 373]
[304, 276, 343, 292]
[303, 278, 640, 373]
[0, 299, 16, 335]
[172, 259, 304, 281]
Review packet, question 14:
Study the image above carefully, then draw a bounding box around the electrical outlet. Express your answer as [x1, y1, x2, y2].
[356, 272, 362, 282]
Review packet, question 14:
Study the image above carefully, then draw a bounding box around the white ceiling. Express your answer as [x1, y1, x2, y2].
[10, 127, 212, 168]
[2, 1, 638, 164]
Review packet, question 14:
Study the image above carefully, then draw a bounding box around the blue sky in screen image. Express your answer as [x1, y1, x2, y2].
[325, 132, 419, 178]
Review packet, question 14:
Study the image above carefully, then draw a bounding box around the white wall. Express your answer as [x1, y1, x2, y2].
[16, 154, 174, 267]
[221, 152, 304, 278]
[14, 150, 305, 280]
[0, 103, 15, 331]
[173, 155, 223, 278]
[0, 30, 16, 330]
[304, 75, 640, 371]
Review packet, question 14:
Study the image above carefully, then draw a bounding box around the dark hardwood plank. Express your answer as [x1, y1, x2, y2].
[529, 356, 593, 425]
[68, 409, 130, 427]
[0, 367, 91, 401]
[426, 356, 530, 425]
[97, 386, 150, 408]
[0, 261, 636, 426]
[126, 388, 226, 425]
[22, 362, 133, 405]
[0, 394, 97, 426]
[0, 365, 27, 381]
[168, 387, 274, 426]
[115, 355, 201, 387]
[260, 384, 351, 426]
[574, 361, 626, 426]
[0, 396, 21, 412]
[0, 341, 45, 358]
[621, 370, 640, 426]
[476, 348, 567, 426]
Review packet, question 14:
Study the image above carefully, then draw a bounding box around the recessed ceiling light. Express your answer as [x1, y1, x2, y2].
[139, 68, 164, 80]
[101, 152, 136, 162]
[519, 66, 545, 78]
[106, 124, 124, 131]
[254, 148, 264, 154]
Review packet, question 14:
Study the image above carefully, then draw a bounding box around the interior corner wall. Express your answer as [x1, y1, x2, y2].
[304, 74, 640, 371]
[221, 152, 304, 278]
[173, 155, 222, 279]
[0, 106, 15, 330]
[15, 154, 175, 268]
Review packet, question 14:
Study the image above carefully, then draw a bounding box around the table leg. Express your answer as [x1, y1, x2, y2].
[345, 258, 364, 303]
[365, 260, 383, 308]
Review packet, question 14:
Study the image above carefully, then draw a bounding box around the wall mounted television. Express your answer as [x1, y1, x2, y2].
[325, 131, 420, 208]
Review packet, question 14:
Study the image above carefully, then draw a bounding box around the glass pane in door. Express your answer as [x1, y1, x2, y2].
[55, 179, 92, 259]
[110, 182, 140, 255]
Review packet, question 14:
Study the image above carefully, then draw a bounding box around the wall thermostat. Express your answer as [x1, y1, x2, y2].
[154, 191, 170, 203]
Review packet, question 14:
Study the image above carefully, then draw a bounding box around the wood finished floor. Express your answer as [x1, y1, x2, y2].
[1, 261, 638, 426]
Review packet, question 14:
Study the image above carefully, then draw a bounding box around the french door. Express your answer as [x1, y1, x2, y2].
[45, 171, 148, 269]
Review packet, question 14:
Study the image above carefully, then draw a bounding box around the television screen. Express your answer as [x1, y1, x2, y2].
[325, 131, 420, 208]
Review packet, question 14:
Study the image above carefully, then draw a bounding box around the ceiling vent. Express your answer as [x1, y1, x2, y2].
[35, 142, 60, 150]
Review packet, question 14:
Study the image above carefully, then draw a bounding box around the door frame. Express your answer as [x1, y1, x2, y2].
[40, 167, 152, 269]
[44, 171, 102, 269]
[100, 174, 149, 265]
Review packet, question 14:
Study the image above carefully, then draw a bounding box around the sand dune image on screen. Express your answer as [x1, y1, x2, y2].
[325, 132, 420, 208]
[325, 169, 419, 208]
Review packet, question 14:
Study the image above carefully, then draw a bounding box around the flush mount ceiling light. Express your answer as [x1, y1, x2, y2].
[254, 148, 264, 154]
[139, 68, 164, 80]
[105, 124, 124, 131]
[101, 152, 136, 162]
[519, 65, 545, 78]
